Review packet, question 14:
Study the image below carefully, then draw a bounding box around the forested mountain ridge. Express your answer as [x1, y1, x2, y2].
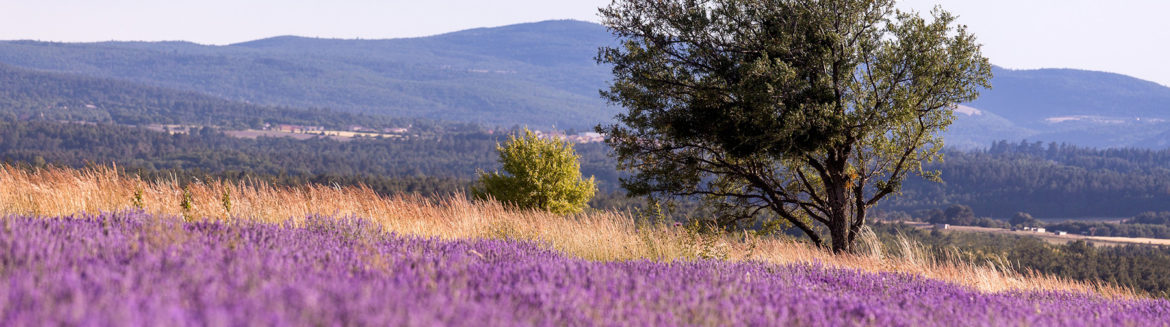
[3, 20, 1170, 147]
[0, 20, 615, 129]
[0, 63, 436, 130]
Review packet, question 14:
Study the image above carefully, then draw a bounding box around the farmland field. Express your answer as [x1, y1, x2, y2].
[2, 212, 1168, 326]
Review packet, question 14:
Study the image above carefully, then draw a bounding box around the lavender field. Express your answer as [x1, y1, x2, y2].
[1, 212, 1168, 326]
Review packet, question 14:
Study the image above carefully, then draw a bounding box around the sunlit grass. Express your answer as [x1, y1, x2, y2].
[0, 165, 1136, 298]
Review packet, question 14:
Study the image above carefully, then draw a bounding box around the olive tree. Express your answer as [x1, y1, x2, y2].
[475, 129, 597, 215]
[597, 0, 991, 252]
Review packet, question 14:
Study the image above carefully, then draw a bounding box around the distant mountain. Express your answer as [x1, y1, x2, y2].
[2, 20, 1169, 147]
[948, 67, 1170, 149]
[973, 67, 1170, 126]
[0, 20, 615, 129]
[940, 105, 1034, 150]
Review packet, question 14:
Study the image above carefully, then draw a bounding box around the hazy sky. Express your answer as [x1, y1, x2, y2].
[2, 0, 1169, 86]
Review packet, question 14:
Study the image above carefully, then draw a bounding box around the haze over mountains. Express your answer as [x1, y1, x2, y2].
[1, 20, 1168, 148]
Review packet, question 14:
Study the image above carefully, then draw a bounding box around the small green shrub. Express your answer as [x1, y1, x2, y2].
[475, 128, 596, 215]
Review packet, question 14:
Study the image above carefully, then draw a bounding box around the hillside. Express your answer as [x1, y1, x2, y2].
[2, 20, 1169, 145]
[0, 63, 431, 130]
[953, 67, 1170, 148]
[0, 20, 615, 129]
[973, 67, 1170, 125]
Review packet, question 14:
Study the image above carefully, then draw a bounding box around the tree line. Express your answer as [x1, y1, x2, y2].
[1, 120, 504, 181]
[885, 140, 1170, 217]
[6, 119, 1170, 219]
[0, 120, 641, 210]
[1046, 211, 1170, 239]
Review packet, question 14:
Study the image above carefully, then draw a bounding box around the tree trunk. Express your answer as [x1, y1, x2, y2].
[826, 153, 852, 254]
[830, 215, 849, 253]
[847, 182, 868, 247]
[827, 179, 851, 253]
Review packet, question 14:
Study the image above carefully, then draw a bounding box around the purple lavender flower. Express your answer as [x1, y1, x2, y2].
[0, 212, 1167, 326]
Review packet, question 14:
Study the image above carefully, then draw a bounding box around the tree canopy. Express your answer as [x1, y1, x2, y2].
[597, 0, 991, 252]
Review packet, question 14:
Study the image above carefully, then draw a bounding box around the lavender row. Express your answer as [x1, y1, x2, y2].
[1, 212, 1167, 326]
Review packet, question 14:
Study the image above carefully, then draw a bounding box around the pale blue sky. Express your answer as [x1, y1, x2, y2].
[2, 0, 1169, 86]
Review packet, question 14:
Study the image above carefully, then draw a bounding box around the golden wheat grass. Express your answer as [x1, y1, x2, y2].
[0, 165, 1137, 299]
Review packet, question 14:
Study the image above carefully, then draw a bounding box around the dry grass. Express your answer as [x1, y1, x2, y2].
[0, 165, 1137, 299]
